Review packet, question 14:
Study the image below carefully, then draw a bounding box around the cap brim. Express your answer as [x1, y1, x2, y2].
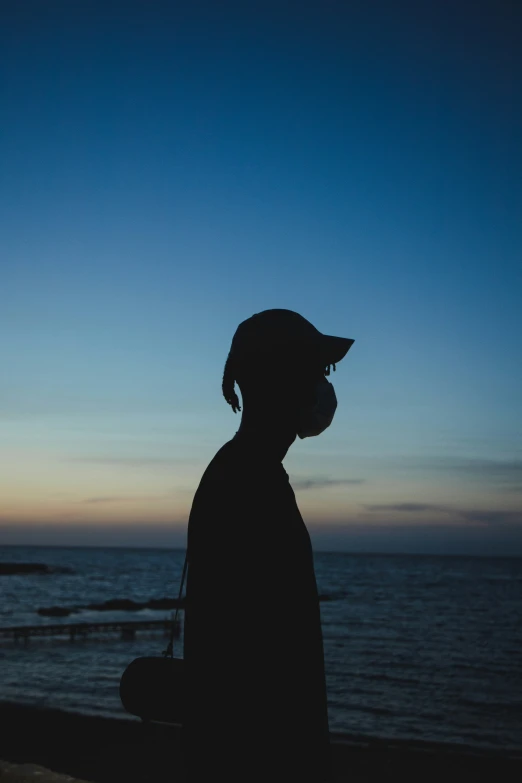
[320, 335, 354, 365]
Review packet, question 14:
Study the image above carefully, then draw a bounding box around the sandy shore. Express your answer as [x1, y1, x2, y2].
[0, 759, 91, 782]
[0, 702, 520, 782]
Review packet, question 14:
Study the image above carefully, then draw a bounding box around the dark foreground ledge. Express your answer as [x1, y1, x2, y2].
[0, 702, 520, 782]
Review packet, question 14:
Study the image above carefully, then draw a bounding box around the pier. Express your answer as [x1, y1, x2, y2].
[0, 619, 181, 644]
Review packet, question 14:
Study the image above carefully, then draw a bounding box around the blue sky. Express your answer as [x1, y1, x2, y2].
[1, 1, 521, 553]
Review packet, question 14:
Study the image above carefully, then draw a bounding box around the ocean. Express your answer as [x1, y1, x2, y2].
[0, 545, 521, 754]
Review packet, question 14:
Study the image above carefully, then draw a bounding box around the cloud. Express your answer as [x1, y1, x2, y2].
[82, 496, 129, 505]
[67, 456, 190, 468]
[458, 509, 522, 527]
[363, 502, 522, 527]
[81, 494, 170, 505]
[291, 476, 365, 491]
[364, 502, 450, 513]
[406, 456, 522, 490]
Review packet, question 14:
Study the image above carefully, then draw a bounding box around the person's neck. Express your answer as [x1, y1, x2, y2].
[234, 414, 296, 462]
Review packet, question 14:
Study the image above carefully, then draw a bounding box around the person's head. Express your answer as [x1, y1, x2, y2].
[222, 309, 354, 439]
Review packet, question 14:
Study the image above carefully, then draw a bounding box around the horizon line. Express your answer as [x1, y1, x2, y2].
[0, 543, 521, 559]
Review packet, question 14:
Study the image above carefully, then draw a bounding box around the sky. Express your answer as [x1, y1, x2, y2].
[1, 0, 521, 554]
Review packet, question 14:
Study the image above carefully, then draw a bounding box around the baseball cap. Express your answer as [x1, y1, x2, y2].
[229, 309, 354, 368]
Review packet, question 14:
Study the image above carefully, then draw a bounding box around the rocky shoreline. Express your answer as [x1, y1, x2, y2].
[0, 702, 520, 782]
[0, 759, 90, 782]
[0, 563, 73, 576]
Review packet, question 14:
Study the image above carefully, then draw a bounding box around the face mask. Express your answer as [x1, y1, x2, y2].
[296, 377, 337, 439]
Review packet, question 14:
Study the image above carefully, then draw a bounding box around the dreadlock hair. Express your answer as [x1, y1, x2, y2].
[222, 350, 336, 414]
[222, 352, 242, 413]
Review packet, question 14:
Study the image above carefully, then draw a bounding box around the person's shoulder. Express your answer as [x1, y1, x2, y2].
[190, 439, 244, 500]
[200, 438, 244, 478]
[197, 438, 286, 491]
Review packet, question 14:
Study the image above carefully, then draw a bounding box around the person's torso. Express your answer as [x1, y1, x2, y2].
[186, 435, 318, 604]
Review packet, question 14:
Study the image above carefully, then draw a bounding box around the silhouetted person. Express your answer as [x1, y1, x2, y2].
[183, 309, 354, 782]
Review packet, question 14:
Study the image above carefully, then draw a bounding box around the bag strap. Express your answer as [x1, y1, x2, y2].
[163, 550, 188, 658]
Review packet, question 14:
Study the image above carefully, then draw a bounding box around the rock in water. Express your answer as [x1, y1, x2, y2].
[0, 563, 73, 576]
[85, 598, 142, 611]
[37, 606, 74, 618]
